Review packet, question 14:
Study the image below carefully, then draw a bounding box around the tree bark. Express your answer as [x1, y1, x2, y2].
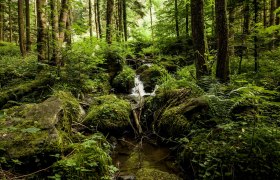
[264, 0, 268, 27]
[25, 0, 31, 53]
[186, 4, 189, 37]
[50, 0, 59, 65]
[106, 0, 114, 44]
[59, 0, 69, 45]
[175, 0, 179, 38]
[36, 0, 47, 62]
[18, 0, 27, 57]
[9, 2, 12, 42]
[118, 0, 123, 41]
[254, 0, 259, 72]
[123, 0, 127, 41]
[215, 0, 230, 83]
[191, 0, 209, 79]
[270, 0, 276, 26]
[0, 3, 3, 42]
[97, 0, 102, 38]
[228, 6, 235, 56]
[94, 0, 99, 38]
[276, 0, 280, 24]
[89, 0, 93, 38]
[243, 0, 250, 35]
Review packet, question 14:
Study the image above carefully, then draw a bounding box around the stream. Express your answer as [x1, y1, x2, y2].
[111, 72, 183, 180]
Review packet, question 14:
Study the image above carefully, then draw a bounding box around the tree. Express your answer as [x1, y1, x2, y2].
[8, 1, 12, 42]
[96, 0, 102, 38]
[89, 0, 93, 38]
[191, 0, 209, 79]
[25, 0, 31, 53]
[36, 0, 47, 62]
[106, 0, 114, 44]
[50, 0, 59, 65]
[123, 0, 127, 41]
[59, 0, 69, 45]
[175, 0, 179, 37]
[18, 0, 26, 57]
[215, 0, 229, 83]
[0, 2, 3, 41]
[270, 0, 276, 26]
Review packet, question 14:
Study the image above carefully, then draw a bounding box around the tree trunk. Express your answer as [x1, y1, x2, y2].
[9, 2, 12, 42]
[228, 6, 235, 56]
[94, 0, 99, 38]
[186, 4, 189, 37]
[243, 0, 250, 35]
[59, 0, 69, 45]
[50, 0, 59, 65]
[149, 0, 154, 42]
[123, 0, 127, 41]
[191, 0, 209, 79]
[106, 0, 114, 44]
[215, 0, 229, 83]
[264, 0, 268, 27]
[65, 10, 72, 47]
[175, 0, 179, 38]
[118, 0, 123, 41]
[36, 0, 47, 62]
[270, 0, 276, 26]
[97, 0, 102, 38]
[0, 3, 3, 42]
[89, 0, 93, 38]
[18, 0, 27, 57]
[254, 0, 259, 72]
[25, 0, 31, 53]
[276, 0, 280, 25]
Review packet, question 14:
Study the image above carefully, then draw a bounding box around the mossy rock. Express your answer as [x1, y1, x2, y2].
[136, 168, 180, 180]
[113, 66, 136, 93]
[51, 133, 115, 180]
[84, 95, 131, 134]
[0, 91, 83, 169]
[139, 65, 168, 92]
[136, 64, 150, 74]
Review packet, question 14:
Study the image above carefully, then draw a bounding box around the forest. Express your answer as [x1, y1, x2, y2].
[0, 0, 280, 179]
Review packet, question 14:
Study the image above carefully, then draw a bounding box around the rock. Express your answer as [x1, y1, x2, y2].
[84, 95, 131, 134]
[0, 91, 83, 169]
[117, 175, 136, 180]
[113, 66, 136, 93]
[136, 168, 181, 180]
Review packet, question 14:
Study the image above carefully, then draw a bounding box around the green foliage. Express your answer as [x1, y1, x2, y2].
[112, 66, 136, 93]
[84, 95, 131, 133]
[51, 133, 116, 180]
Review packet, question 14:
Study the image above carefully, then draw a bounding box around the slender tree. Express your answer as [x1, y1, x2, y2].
[191, 0, 209, 79]
[50, 0, 59, 65]
[276, 0, 280, 24]
[0, 3, 3, 41]
[264, 0, 268, 27]
[243, 0, 250, 35]
[175, 0, 179, 38]
[37, 0, 47, 62]
[228, 5, 235, 56]
[94, 0, 99, 38]
[8, 1, 12, 42]
[118, 0, 123, 41]
[97, 0, 102, 38]
[186, 3, 189, 36]
[59, 0, 69, 45]
[270, 0, 276, 26]
[89, 0, 93, 38]
[106, 0, 114, 44]
[254, 0, 259, 72]
[18, 0, 26, 57]
[123, 0, 127, 41]
[215, 0, 229, 83]
[25, 0, 31, 53]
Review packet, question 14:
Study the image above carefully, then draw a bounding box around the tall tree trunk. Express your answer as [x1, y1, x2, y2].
[149, 0, 154, 42]
[191, 0, 209, 79]
[94, 0, 99, 38]
[9, 2, 12, 42]
[215, 0, 229, 83]
[243, 0, 250, 35]
[106, 0, 114, 44]
[18, 0, 27, 57]
[276, 0, 280, 25]
[59, 0, 69, 45]
[228, 6, 235, 56]
[89, 0, 93, 38]
[97, 0, 102, 38]
[270, 0, 276, 26]
[25, 0, 31, 53]
[254, 0, 259, 72]
[50, 0, 59, 65]
[175, 0, 179, 38]
[36, 0, 47, 62]
[264, 0, 268, 27]
[186, 3, 189, 36]
[0, 3, 3, 42]
[123, 0, 127, 41]
[118, 0, 123, 41]
[65, 10, 72, 47]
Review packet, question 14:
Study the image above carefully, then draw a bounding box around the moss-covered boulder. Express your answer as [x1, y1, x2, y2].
[84, 95, 131, 134]
[139, 65, 168, 92]
[136, 168, 180, 180]
[0, 91, 83, 170]
[51, 133, 115, 180]
[113, 66, 136, 93]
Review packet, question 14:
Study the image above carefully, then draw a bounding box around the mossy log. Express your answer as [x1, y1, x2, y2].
[0, 76, 53, 108]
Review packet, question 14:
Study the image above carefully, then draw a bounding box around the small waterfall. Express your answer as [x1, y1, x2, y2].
[130, 75, 158, 98]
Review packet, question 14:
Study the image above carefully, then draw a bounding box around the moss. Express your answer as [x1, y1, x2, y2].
[139, 65, 168, 92]
[112, 66, 136, 93]
[136, 168, 180, 180]
[0, 91, 83, 169]
[84, 95, 131, 133]
[51, 133, 115, 180]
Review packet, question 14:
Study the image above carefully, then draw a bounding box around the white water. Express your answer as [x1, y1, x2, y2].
[130, 75, 158, 97]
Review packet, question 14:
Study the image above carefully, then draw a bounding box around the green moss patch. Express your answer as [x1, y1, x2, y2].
[113, 66, 136, 93]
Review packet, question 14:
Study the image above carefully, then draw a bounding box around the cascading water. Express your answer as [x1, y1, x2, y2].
[130, 75, 158, 98]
